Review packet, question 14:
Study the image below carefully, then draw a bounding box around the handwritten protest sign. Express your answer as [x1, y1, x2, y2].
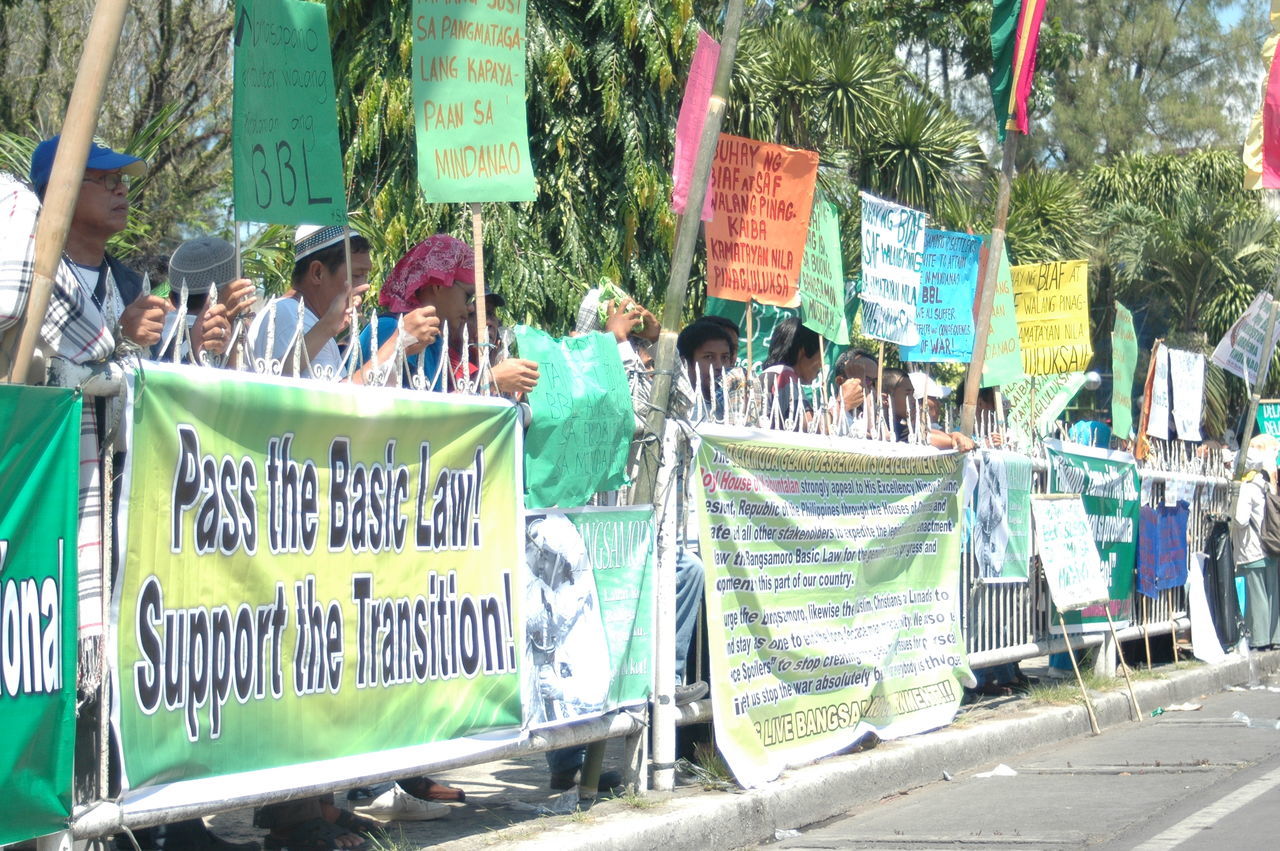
[705, 134, 819, 307]
[1032, 495, 1110, 612]
[1211, 291, 1280, 385]
[232, 0, 346, 226]
[411, 0, 536, 202]
[1111, 302, 1137, 438]
[1147, 343, 1170, 440]
[798, 196, 849, 344]
[980, 242, 1024, 387]
[672, 30, 718, 222]
[1002, 371, 1086, 444]
[901, 229, 980, 363]
[1168, 348, 1204, 441]
[1257, 399, 1280, 437]
[1012, 260, 1092, 375]
[513, 327, 634, 507]
[857, 192, 926, 345]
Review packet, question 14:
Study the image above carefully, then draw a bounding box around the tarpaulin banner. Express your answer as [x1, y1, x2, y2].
[695, 427, 971, 788]
[857, 192, 927, 345]
[512, 327, 634, 508]
[0, 386, 79, 845]
[705, 134, 819, 307]
[411, 0, 537, 202]
[232, 0, 347, 226]
[112, 364, 523, 806]
[1043, 439, 1139, 631]
[968, 450, 1033, 583]
[1011, 260, 1092, 375]
[524, 507, 654, 728]
[900, 229, 980, 364]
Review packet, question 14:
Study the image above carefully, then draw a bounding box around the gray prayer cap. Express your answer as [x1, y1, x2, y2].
[169, 236, 236, 296]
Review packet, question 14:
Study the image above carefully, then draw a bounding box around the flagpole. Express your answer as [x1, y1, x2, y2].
[961, 133, 1018, 434]
[3, 0, 132, 383]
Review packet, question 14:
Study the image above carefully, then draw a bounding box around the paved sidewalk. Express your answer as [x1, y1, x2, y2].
[204, 651, 1280, 850]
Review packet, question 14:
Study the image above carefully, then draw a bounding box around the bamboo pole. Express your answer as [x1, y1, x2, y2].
[3, 0, 132, 383]
[1058, 612, 1101, 735]
[470, 202, 492, 394]
[1103, 607, 1142, 721]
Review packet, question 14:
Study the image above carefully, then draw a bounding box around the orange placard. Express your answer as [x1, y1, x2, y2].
[704, 134, 819, 307]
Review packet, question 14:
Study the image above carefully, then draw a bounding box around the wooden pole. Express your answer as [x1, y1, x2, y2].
[960, 134, 1019, 434]
[745, 297, 754, 368]
[1141, 597, 1152, 672]
[3, 0, 132, 384]
[1058, 612, 1101, 735]
[469, 202, 492, 395]
[1103, 606, 1143, 721]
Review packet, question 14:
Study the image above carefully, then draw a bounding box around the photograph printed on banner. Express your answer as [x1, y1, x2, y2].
[523, 513, 610, 727]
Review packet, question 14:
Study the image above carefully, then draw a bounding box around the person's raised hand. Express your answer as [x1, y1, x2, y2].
[492, 357, 540, 395]
[604, 299, 643, 343]
[217, 278, 257, 321]
[401, 305, 441, 355]
[119, 292, 172, 347]
[193, 302, 232, 356]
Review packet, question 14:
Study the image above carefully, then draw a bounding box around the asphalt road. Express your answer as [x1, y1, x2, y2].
[773, 671, 1280, 850]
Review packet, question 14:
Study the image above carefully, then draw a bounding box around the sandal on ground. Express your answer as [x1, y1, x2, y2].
[401, 775, 467, 803]
[263, 818, 364, 851]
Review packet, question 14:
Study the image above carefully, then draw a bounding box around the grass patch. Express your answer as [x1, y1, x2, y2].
[676, 742, 737, 791]
[1024, 670, 1113, 706]
[619, 787, 658, 809]
[368, 827, 413, 851]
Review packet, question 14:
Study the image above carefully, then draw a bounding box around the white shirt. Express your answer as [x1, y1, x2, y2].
[248, 296, 343, 380]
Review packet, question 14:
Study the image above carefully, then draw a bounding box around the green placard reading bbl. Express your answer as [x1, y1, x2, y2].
[232, 0, 347, 226]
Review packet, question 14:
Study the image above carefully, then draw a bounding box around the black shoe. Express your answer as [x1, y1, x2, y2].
[674, 681, 709, 705]
[549, 768, 624, 794]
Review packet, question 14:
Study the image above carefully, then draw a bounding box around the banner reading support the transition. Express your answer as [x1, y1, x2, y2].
[695, 427, 971, 788]
[113, 364, 524, 807]
[0, 386, 80, 846]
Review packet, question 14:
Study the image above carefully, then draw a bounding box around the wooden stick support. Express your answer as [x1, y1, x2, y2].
[1104, 606, 1143, 721]
[745, 297, 754, 368]
[470, 202, 492, 395]
[1058, 612, 1101, 735]
[1142, 596, 1152, 672]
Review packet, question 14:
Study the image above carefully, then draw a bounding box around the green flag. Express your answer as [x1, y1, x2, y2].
[232, 0, 347, 226]
[411, 0, 537, 202]
[0, 386, 80, 845]
[1111, 302, 1138, 438]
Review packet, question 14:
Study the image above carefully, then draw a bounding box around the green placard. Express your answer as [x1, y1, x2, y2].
[696, 429, 970, 788]
[0, 386, 80, 845]
[1256, 400, 1280, 438]
[1002, 371, 1087, 445]
[1043, 439, 1139, 632]
[115, 364, 522, 800]
[232, 0, 347, 226]
[1111, 302, 1138, 438]
[798, 197, 849, 344]
[411, 0, 537, 202]
[513, 327, 634, 507]
[981, 242, 1025, 387]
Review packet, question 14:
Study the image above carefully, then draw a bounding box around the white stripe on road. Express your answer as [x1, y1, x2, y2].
[1132, 764, 1280, 850]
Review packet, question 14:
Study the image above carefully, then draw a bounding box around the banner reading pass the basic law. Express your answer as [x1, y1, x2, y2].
[695, 428, 971, 788]
[113, 365, 523, 802]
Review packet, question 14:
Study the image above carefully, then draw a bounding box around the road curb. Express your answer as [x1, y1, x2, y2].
[452, 652, 1280, 850]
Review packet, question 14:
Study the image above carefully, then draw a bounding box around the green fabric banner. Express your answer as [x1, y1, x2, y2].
[231, 0, 347, 226]
[1043, 439, 1139, 631]
[798, 197, 850, 345]
[0, 386, 79, 846]
[695, 428, 971, 788]
[981, 241, 1025, 387]
[970, 449, 1033, 583]
[411, 0, 537, 202]
[1111, 302, 1138, 439]
[114, 364, 523, 800]
[513, 327, 634, 508]
[524, 506, 653, 728]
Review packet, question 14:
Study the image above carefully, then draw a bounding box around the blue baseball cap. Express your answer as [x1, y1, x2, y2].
[29, 135, 147, 194]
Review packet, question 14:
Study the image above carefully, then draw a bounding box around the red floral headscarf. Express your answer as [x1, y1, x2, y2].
[379, 234, 475, 312]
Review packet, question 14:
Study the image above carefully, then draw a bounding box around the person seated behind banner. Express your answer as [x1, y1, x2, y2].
[761, 318, 821, 430]
[248, 225, 439, 384]
[956, 381, 1006, 447]
[358, 234, 538, 395]
[908, 370, 976, 451]
[1067, 412, 1112, 448]
[831, 350, 883, 436]
[160, 235, 256, 364]
[676, 319, 736, 416]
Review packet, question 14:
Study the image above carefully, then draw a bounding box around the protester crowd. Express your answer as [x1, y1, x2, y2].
[0, 136, 1262, 850]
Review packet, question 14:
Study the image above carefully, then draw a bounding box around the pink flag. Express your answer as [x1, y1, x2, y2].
[672, 30, 719, 222]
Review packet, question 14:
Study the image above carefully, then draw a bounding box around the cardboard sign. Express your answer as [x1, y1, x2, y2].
[798, 196, 849, 344]
[705, 134, 819, 307]
[411, 0, 536, 202]
[901, 229, 981, 363]
[232, 0, 347, 226]
[1012, 260, 1092, 375]
[857, 192, 926, 345]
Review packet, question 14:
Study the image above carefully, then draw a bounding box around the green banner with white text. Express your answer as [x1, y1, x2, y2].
[113, 365, 523, 802]
[695, 427, 971, 788]
[0, 386, 79, 845]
